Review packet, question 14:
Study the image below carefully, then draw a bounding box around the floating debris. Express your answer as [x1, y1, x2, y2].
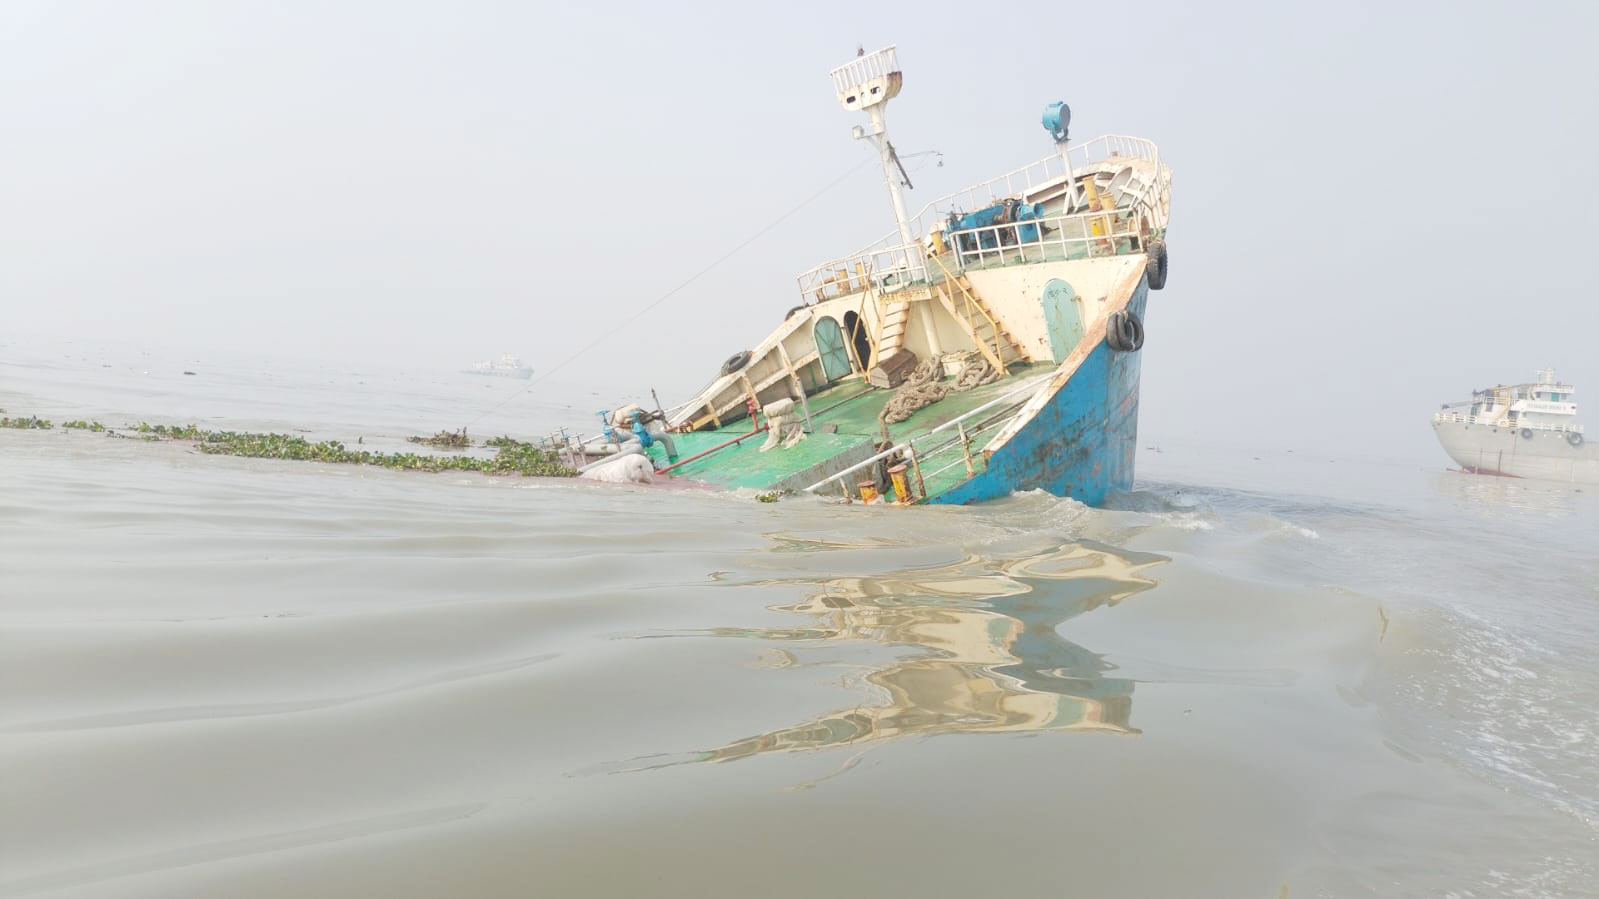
[138, 422, 204, 439]
[5, 414, 576, 478]
[407, 429, 471, 448]
[183, 371, 197, 376]
[196, 430, 574, 477]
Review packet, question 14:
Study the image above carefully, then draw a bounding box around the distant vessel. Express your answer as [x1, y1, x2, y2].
[463, 353, 533, 379]
[1432, 369, 1596, 484]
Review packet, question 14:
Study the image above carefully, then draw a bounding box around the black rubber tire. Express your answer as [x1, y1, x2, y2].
[1568, 431, 1584, 447]
[720, 351, 753, 376]
[1520, 428, 1534, 440]
[1145, 239, 1168, 290]
[1106, 311, 1144, 352]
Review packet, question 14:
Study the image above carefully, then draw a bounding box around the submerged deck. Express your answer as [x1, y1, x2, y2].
[661, 365, 1041, 496]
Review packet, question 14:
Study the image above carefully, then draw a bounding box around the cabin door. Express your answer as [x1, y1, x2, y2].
[842, 310, 872, 371]
[1041, 279, 1083, 363]
[813, 316, 853, 382]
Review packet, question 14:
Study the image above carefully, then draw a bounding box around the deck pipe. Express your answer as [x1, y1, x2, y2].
[654, 400, 764, 476]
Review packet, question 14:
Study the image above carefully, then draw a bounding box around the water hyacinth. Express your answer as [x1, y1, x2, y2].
[187, 428, 577, 477]
[137, 422, 205, 439]
[407, 429, 471, 448]
[4, 415, 576, 478]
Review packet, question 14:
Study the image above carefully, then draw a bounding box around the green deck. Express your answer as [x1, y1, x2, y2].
[660, 366, 1040, 496]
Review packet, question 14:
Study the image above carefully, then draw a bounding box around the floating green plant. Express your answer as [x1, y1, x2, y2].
[189, 429, 575, 477]
[408, 429, 471, 448]
[136, 422, 204, 439]
[9, 415, 575, 478]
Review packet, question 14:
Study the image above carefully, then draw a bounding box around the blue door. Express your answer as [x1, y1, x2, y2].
[1041, 279, 1083, 363]
[813, 316, 852, 381]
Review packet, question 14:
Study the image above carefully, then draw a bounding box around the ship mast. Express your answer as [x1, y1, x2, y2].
[831, 45, 941, 356]
[831, 46, 917, 268]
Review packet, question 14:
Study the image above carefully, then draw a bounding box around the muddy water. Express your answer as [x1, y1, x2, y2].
[2, 347, 1596, 897]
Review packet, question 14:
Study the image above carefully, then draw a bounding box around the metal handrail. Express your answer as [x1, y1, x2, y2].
[943, 208, 1144, 272]
[799, 200, 1155, 303]
[831, 46, 899, 93]
[1433, 412, 1584, 433]
[796, 134, 1168, 301]
[802, 373, 1054, 496]
[915, 134, 1163, 229]
[928, 254, 1007, 373]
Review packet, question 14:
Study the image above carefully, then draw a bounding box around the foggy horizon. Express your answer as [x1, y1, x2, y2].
[5, 0, 1596, 464]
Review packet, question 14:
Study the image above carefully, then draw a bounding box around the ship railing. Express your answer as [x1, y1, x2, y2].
[921, 134, 1165, 232]
[796, 135, 1168, 302]
[797, 201, 1159, 303]
[802, 372, 1055, 499]
[1433, 411, 1584, 433]
[796, 243, 928, 301]
[831, 46, 900, 95]
[796, 132, 1164, 300]
[943, 206, 1153, 271]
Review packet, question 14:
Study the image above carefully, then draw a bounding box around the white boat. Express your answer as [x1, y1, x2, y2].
[1432, 369, 1596, 484]
[463, 353, 533, 379]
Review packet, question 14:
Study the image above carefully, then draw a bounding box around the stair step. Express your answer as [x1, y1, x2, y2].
[932, 271, 1030, 365]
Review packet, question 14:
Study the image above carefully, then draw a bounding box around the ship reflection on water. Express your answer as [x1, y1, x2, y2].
[615, 539, 1166, 773]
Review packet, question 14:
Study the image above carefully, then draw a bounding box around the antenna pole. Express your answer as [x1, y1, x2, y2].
[866, 105, 916, 251]
[832, 45, 936, 354]
[832, 46, 922, 283]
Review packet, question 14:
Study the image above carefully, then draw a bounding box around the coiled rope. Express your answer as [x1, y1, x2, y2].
[878, 351, 1004, 426]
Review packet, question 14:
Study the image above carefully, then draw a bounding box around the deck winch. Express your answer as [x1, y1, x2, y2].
[946, 198, 1047, 251]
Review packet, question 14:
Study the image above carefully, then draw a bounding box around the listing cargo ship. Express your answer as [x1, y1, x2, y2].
[573, 46, 1173, 506]
[1433, 369, 1596, 484]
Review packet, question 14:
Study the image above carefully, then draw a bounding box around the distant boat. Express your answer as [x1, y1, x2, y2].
[1433, 369, 1596, 484]
[463, 353, 533, 379]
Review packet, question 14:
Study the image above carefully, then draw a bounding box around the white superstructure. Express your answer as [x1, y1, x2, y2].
[463, 353, 533, 379]
[1432, 370, 1596, 484]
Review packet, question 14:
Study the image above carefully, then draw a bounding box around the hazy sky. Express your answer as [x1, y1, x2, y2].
[4, 0, 1595, 460]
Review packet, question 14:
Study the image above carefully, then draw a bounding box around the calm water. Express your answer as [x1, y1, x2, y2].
[3, 345, 1597, 898]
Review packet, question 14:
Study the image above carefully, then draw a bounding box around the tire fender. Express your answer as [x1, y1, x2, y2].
[1106, 311, 1144, 352]
[1145, 239, 1168, 290]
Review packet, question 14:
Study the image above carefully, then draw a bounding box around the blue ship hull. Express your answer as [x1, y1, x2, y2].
[929, 277, 1149, 507]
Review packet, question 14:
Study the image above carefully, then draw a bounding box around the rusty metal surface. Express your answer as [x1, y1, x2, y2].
[928, 279, 1148, 506]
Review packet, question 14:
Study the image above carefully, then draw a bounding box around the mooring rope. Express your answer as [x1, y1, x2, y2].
[878, 352, 1003, 426]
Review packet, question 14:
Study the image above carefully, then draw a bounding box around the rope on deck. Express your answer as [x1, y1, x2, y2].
[878, 352, 1003, 426]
